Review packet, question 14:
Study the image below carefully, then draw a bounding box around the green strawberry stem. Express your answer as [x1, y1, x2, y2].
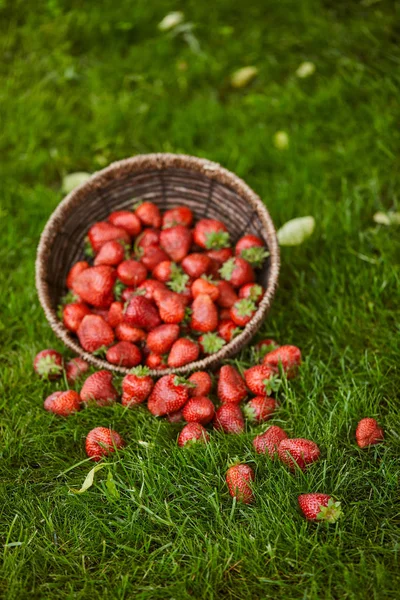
[167, 263, 190, 293]
[84, 236, 94, 258]
[204, 231, 230, 250]
[130, 365, 151, 377]
[234, 298, 257, 317]
[219, 258, 235, 281]
[200, 332, 226, 354]
[114, 280, 126, 300]
[240, 246, 270, 267]
[263, 375, 281, 395]
[316, 499, 342, 523]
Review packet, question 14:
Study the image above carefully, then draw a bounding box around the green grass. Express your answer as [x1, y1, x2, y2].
[1, 0, 400, 597]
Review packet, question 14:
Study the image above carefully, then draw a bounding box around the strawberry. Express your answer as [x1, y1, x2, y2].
[94, 240, 126, 266]
[77, 314, 114, 353]
[146, 353, 168, 370]
[235, 234, 264, 255]
[191, 294, 218, 332]
[106, 341, 142, 368]
[181, 253, 211, 278]
[154, 290, 186, 324]
[219, 257, 255, 288]
[239, 283, 263, 304]
[160, 225, 192, 262]
[107, 301, 124, 328]
[88, 221, 130, 253]
[218, 320, 240, 343]
[226, 464, 254, 504]
[278, 438, 321, 471]
[216, 280, 238, 308]
[63, 302, 92, 332]
[188, 371, 212, 397]
[120, 287, 135, 303]
[235, 234, 269, 267]
[117, 260, 147, 287]
[255, 339, 280, 352]
[153, 260, 174, 282]
[193, 218, 229, 249]
[124, 296, 161, 331]
[199, 332, 226, 355]
[243, 396, 277, 422]
[91, 307, 109, 319]
[147, 324, 180, 355]
[72, 265, 116, 308]
[135, 201, 162, 228]
[115, 323, 146, 343]
[168, 338, 199, 368]
[140, 245, 170, 271]
[108, 210, 142, 236]
[218, 365, 247, 404]
[65, 357, 89, 383]
[178, 423, 209, 447]
[206, 248, 233, 265]
[356, 418, 384, 448]
[33, 349, 63, 379]
[66, 261, 89, 289]
[183, 396, 215, 425]
[192, 277, 219, 301]
[244, 365, 279, 396]
[230, 298, 257, 327]
[162, 206, 193, 229]
[80, 370, 118, 406]
[85, 427, 125, 462]
[219, 308, 232, 321]
[147, 374, 191, 416]
[135, 228, 160, 251]
[121, 366, 154, 407]
[167, 409, 184, 423]
[298, 494, 342, 522]
[137, 279, 168, 300]
[253, 425, 288, 457]
[213, 403, 244, 434]
[263, 345, 302, 379]
[44, 390, 81, 417]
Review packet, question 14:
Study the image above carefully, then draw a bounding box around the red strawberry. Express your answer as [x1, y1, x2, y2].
[72, 265, 116, 308]
[63, 302, 92, 332]
[230, 298, 257, 327]
[168, 338, 199, 368]
[147, 324, 180, 355]
[226, 464, 255, 504]
[213, 403, 244, 434]
[243, 396, 277, 422]
[91, 307, 109, 319]
[147, 375, 191, 416]
[218, 320, 239, 343]
[67, 261, 89, 289]
[206, 248, 233, 265]
[239, 283, 263, 304]
[244, 365, 278, 396]
[80, 370, 118, 406]
[178, 423, 209, 447]
[218, 365, 247, 404]
[135, 201, 162, 228]
[115, 323, 146, 343]
[152, 260, 173, 282]
[94, 240, 126, 266]
[356, 418, 384, 448]
[136, 228, 160, 251]
[219, 257, 255, 288]
[219, 308, 232, 321]
[77, 315, 114, 352]
[193, 219, 229, 249]
[181, 253, 211, 278]
[256, 339, 280, 352]
[107, 301, 124, 328]
[235, 235, 269, 267]
[160, 225, 192, 262]
[108, 210, 142, 236]
[253, 425, 288, 457]
[33, 349, 63, 379]
[263, 345, 302, 379]
[121, 366, 154, 407]
[140, 245, 170, 271]
[117, 260, 147, 287]
[188, 371, 212, 397]
[124, 296, 161, 331]
[235, 234, 263, 254]
[162, 206, 193, 229]
[120, 287, 135, 303]
[154, 290, 186, 324]
[88, 221, 130, 253]
[198, 332, 226, 355]
[183, 396, 215, 425]
[146, 353, 168, 370]
[65, 357, 89, 383]
[298, 494, 342, 522]
[191, 294, 218, 332]
[278, 438, 321, 471]
[192, 277, 219, 301]
[137, 279, 168, 300]
[216, 280, 238, 308]
[167, 409, 184, 423]
[85, 427, 125, 462]
[106, 341, 142, 368]
[44, 390, 81, 417]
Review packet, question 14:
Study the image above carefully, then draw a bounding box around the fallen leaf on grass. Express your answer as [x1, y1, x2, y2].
[273, 131, 289, 150]
[296, 62, 316, 78]
[373, 211, 400, 225]
[62, 172, 91, 194]
[158, 11, 184, 31]
[277, 216, 315, 246]
[69, 463, 108, 494]
[231, 66, 258, 88]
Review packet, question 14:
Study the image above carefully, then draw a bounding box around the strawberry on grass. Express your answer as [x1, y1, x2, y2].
[262, 345, 302, 379]
[213, 403, 245, 434]
[182, 396, 215, 425]
[355, 418, 384, 448]
[34, 349, 64, 379]
[244, 365, 280, 396]
[278, 438, 321, 471]
[65, 357, 89, 384]
[226, 463, 255, 504]
[80, 370, 118, 406]
[243, 396, 277, 423]
[85, 427, 125, 462]
[217, 365, 247, 404]
[121, 366, 154, 407]
[178, 423, 209, 447]
[298, 494, 342, 522]
[44, 390, 81, 417]
[147, 374, 193, 416]
[253, 425, 288, 457]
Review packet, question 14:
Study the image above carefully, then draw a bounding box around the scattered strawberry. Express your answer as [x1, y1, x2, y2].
[239, 283, 263, 304]
[85, 427, 125, 461]
[88, 221, 130, 253]
[147, 324, 180, 355]
[77, 315, 114, 353]
[191, 294, 218, 332]
[135, 201, 162, 228]
[216, 280, 238, 308]
[182, 396, 215, 425]
[124, 296, 161, 331]
[244, 365, 279, 396]
[147, 375, 192, 416]
[298, 494, 342, 522]
[106, 341, 142, 367]
[115, 323, 146, 343]
[162, 206, 193, 229]
[80, 370, 118, 406]
[356, 418, 384, 448]
[244, 396, 277, 422]
[66, 261, 89, 289]
[226, 464, 255, 504]
[192, 277, 219, 301]
[72, 265, 116, 308]
[218, 320, 240, 343]
[262, 345, 302, 379]
[219, 257, 255, 288]
[178, 423, 209, 447]
[213, 403, 245, 434]
[121, 366, 154, 406]
[34, 349, 63, 379]
[94, 240, 126, 266]
[181, 253, 211, 278]
[44, 390, 81, 417]
[168, 338, 200, 368]
[218, 365, 247, 404]
[63, 302, 92, 332]
[65, 357, 89, 383]
[194, 218, 229, 249]
[278, 438, 321, 471]
[108, 210, 142, 236]
[230, 298, 257, 327]
[188, 371, 212, 397]
[160, 225, 192, 262]
[253, 425, 288, 457]
[199, 332, 226, 355]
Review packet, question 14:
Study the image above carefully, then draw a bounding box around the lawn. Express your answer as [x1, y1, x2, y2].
[1, 0, 400, 598]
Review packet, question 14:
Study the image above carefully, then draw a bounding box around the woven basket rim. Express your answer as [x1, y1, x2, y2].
[36, 152, 280, 376]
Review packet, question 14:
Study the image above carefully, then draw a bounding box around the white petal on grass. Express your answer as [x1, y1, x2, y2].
[296, 61, 316, 78]
[273, 131, 289, 150]
[62, 172, 91, 194]
[277, 216, 316, 246]
[373, 211, 400, 225]
[231, 66, 258, 88]
[69, 463, 107, 494]
[158, 12, 184, 31]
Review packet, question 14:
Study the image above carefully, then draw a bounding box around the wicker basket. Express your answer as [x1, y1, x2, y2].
[36, 153, 280, 376]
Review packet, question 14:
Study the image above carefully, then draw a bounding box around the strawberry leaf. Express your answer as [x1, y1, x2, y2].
[204, 231, 230, 250]
[174, 376, 196, 388]
[316, 499, 342, 523]
[92, 345, 108, 358]
[240, 247, 270, 267]
[167, 263, 190, 293]
[263, 376, 281, 395]
[277, 216, 315, 246]
[200, 332, 226, 354]
[84, 236, 94, 258]
[129, 365, 151, 377]
[219, 258, 235, 281]
[234, 298, 257, 317]
[113, 280, 126, 301]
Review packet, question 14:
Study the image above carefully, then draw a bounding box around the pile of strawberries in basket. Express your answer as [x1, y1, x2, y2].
[60, 201, 270, 369]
